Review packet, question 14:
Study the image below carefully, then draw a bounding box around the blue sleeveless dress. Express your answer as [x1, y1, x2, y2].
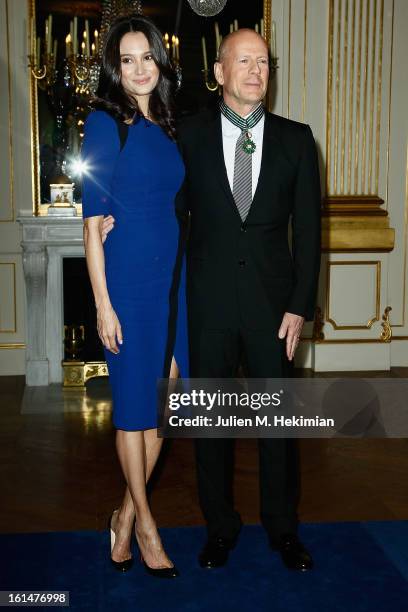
[81, 110, 189, 430]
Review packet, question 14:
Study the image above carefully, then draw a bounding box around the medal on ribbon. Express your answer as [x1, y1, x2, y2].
[242, 130, 256, 154]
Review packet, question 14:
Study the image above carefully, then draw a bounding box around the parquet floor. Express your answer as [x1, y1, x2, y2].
[1, 370, 407, 534]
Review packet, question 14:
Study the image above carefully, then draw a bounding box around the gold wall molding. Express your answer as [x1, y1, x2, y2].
[0, 0, 14, 223]
[28, 0, 40, 216]
[287, 0, 292, 118]
[322, 195, 395, 252]
[312, 306, 325, 341]
[326, 0, 385, 197]
[312, 338, 386, 344]
[0, 343, 25, 349]
[324, 194, 386, 214]
[325, 260, 381, 329]
[302, 0, 308, 123]
[391, 142, 408, 328]
[380, 305, 392, 341]
[264, 0, 272, 47]
[302, 336, 400, 344]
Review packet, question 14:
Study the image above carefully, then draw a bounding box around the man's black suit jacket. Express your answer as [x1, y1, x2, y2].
[175, 106, 322, 333]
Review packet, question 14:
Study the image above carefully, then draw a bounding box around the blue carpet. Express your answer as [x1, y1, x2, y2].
[1, 522, 408, 611]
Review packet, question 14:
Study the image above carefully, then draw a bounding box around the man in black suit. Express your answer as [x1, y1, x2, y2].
[176, 29, 321, 572]
[102, 28, 321, 572]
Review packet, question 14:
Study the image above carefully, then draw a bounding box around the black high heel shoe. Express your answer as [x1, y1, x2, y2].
[140, 555, 179, 579]
[135, 528, 179, 578]
[108, 510, 134, 572]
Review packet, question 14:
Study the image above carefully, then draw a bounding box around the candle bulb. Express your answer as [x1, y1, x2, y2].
[65, 34, 71, 58]
[45, 20, 49, 54]
[85, 20, 90, 57]
[271, 21, 276, 58]
[176, 37, 180, 61]
[94, 29, 99, 53]
[215, 21, 220, 49]
[73, 16, 78, 55]
[201, 36, 208, 71]
[171, 34, 176, 60]
[36, 36, 41, 66]
[48, 14, 53, 54]
[255, 23, 259, 33]
[91, 42, 95, 56]
[260, 18, 264, 37]
[30, 16, 35, 58]
[81, 40, 85, 54]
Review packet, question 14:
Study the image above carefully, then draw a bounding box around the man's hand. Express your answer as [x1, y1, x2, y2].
[278, 312, 305, 361]
[101, 215, 115, 244]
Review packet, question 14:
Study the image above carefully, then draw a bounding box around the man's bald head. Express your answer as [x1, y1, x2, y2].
[214, 28, 270, 115]
[217, 29, 269, 63]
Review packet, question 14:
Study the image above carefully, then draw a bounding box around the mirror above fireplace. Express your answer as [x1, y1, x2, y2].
[28, 0, 269, 215]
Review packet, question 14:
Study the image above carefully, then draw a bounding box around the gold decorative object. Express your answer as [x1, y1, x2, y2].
[49, 181, 76, 216]
[380, 306, 392, 343]
[202, 69, 219, 92]
[64, 324, 85, 361]
[63, 361, 109, 388]
[312, 306, 325, 342]
[63, 324, 110, 387]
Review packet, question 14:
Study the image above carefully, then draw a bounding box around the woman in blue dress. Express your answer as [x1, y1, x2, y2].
[81, 15, 188, 578]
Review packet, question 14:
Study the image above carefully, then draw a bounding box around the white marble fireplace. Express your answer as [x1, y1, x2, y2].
[18, 216, 86, 386]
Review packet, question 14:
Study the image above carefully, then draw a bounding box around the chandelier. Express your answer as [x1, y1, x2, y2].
[187, 0, 228, 17]
[99, 0, 143, 57]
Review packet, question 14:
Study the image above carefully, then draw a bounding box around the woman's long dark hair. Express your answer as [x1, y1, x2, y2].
[91, 14, 177, 140]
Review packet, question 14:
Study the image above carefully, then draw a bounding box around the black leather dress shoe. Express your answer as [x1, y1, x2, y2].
[273, 533, 314, 571]
[198, 537, 236, 568]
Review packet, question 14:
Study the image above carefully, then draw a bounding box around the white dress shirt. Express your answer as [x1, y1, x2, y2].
[221, 109, 265, 200]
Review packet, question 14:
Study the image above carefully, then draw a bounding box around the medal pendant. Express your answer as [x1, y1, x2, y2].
[242, 130, 256, 154]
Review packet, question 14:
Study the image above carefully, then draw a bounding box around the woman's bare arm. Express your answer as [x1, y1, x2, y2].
[83, 216, 122, 353]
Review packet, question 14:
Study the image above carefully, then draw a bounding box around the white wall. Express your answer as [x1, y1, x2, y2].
[269, 0, 408, 370]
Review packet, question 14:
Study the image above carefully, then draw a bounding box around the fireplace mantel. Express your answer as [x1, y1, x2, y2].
[18, 216, 86, 385]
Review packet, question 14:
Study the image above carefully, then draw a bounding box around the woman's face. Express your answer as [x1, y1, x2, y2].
[119, 31, 160, 104]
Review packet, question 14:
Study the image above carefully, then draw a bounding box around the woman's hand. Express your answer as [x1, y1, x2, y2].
[102, 215, 115, 243]
[97, 303, 123, 354]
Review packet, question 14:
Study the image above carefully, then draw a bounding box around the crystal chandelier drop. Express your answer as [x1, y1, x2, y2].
[99, 0, 143, 57]
[187, 0, 228, 17]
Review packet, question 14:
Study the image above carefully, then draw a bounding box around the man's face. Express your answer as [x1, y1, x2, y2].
[214, 31, 269, 108]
